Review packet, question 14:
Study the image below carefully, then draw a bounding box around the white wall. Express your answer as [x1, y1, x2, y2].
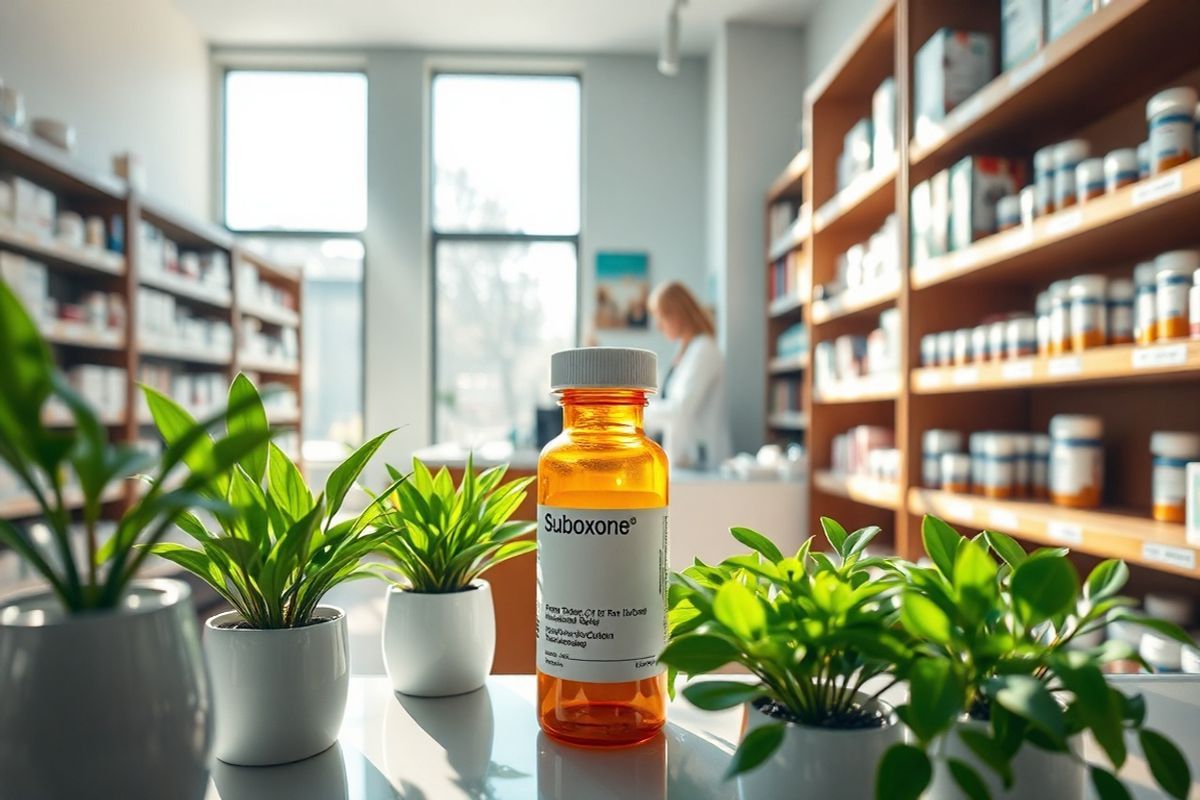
[802, 0, 880, 88]
[708, 22, 805, 454]
[363, 50, 709, 470]
[0, 0, 211, 216]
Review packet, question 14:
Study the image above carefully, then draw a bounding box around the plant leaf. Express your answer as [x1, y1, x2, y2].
[922, 515, 960, 579]
[820, 516, 848, 554]
[226, 373, 269, 484]
[875, 744, 932, 800]
[904, 658, 964, 743]
[958, 728, 1013, 788]
[1010, 554, 1078, 627]
[900, 592, 952, 643]
[989, 674, 1065, 741]
[725, 722, 785, 778]
[1089, 767, 1133, 800]
[1138, 729, 1191, 800]
[947, 758, 991, 800]
[730, 526, 783, 564]
[713, 581, 766, 640]
[324, 429, 395, 521]
[1084, 559, 1129, 601]
[657, 633, 740, 673]
[681, 680, 761, 711]
[983, 529, 1027, 568]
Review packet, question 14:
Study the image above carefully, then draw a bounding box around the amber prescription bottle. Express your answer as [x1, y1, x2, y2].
[537, 347, 669, 748]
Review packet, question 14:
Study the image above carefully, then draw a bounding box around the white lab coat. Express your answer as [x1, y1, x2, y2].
[645, 334, 732, 470]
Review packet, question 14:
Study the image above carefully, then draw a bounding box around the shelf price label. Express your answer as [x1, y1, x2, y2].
[1132, 171, 1183, 207]
[987, 508, 1019, 530]
[1143, 542, 1196, 571]
[1046, 520, 1083, 545]
[952, 367, 979, 386]
[1001, 360, 1034, 381]
[1131, 343, 1187, 370]
[1045, 210, 1083, 237]
[945, 498, 974, 522]
[1047, 356, 1082, 377]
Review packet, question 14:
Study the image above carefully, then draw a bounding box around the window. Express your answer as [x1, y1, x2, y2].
[431, 73, 581, 445]
[223, 69, 367, 459]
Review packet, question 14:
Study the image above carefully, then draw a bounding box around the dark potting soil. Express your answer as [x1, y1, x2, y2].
[753, 696, 889, 730]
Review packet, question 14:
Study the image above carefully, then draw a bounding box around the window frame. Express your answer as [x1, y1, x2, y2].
[428, 69, 584, 442]
[218, 64, 369, 452]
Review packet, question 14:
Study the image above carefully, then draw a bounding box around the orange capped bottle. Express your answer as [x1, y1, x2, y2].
[536, 347, 669, 747]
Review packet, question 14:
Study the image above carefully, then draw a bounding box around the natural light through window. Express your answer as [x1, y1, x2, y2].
[224, 71, 367, 232]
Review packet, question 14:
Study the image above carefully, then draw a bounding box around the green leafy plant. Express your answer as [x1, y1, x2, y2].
[0, 280, 268, 611]
[659, 519, 912, 778]
[372, 456, 536, 593]
[879, 515, 1193, 800]
[145, 374, 399, 628]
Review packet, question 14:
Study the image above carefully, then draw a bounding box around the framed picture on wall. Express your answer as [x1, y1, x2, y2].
[594, 251, 650, 330]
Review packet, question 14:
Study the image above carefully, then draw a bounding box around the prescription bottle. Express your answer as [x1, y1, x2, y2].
[537, 347, 668, 747]
[952, 328, 971, 366]
[1151, 431, 1200, 523]
[988, 320, 1007, 363]
[1147, 87, 1198, 174]
[923, 429, 963, 488]
[1034, 145, 1055, 218]
[1053, 139, 1089, 211]
[1157, 250, 1199, 340]
[971, 324, 990, 364]
[936, 330, 954, 367]
[1191, 268, 1200, 339]
[1049, 414, 1104, 509]
[969, 432, 985, 496]
[1107, 278, 1135, 345]
[1104, 148, 1139, 193]
[1069, 274, 1108, 351]
[940, 452, 972, 494]
[996, 195, 1021, 232]
[1135, 261, 1159, 345]
[1048, 280, 1072, 355]
[920, 334, 937, 367]
[1035, 292, 1051, 356]
[1075, 158, 1105, 204]
[1006, 315, 1037, 360]
[1031, 433, 1051, 500]
[981, 433, 1016, 499]
[1138, 141, 1151, 179]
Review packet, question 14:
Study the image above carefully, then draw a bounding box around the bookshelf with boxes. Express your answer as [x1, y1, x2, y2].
[773, 0, 1200, 596]
[0, 126, 304, 573]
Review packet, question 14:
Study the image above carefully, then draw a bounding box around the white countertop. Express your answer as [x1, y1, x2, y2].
[205, 674, 1200, 800]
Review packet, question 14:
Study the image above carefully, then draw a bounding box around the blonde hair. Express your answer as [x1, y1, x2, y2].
[649, 281, 716, 338]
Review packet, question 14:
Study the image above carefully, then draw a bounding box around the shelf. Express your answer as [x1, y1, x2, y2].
[813, 161, 897, 236]
[240, 302, 300, 328]
[813, 373, 899, 404]
[767, 411, 808, 431]
[40, 321, 124, 351]
[0, 484, 125, 520]
[266, 407, 301, 426]
[911, 160, 1200, 290]
[768, 293, 806, 319]
[814, 470, 900, 510]
[140, 339, 232, 366]
[766, 150, 810, 204]
[908, 488, 1200, 580]
[912, 341, 1200, 394]
[769, 354, 808, 374]
[805, 0, 895, 106]
[43, 407, 126, 428]
[0, 125, 127, 199]
[139, 270, 232, 309]
[0, 225, 125, 278]
[908, 0, 1200, 179]
[811, 272, 900, 325]
[768, 213, 811, 261]
[238, 355, 300, 376]
[236, 247, 302, 286]
[138, 195, 233, 251]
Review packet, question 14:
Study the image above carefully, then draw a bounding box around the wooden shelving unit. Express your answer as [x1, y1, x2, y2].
[0, 133, 304, 533]
[771, 0, 1200, 591]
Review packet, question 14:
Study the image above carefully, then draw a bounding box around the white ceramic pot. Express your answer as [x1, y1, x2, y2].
[383, 579, 495, 697]
[736, 694, 904, 800]
[928, 719, 1085, 799]
[211, 741, 348, 800]
[0, 579, 211, 800]
[205, 605, 349, 766]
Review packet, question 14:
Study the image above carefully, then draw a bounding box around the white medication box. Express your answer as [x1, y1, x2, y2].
[872, 77, 897, 170]
[949, 156, 1022, 251]
[914, 28, 996, 145]
[1048, 0, 1098, 43]
[1001, 0, 1045, 72]
[1187, 462, 1200, 546]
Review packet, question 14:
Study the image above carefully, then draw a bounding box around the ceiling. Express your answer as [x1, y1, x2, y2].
[173, 0, 816, 55]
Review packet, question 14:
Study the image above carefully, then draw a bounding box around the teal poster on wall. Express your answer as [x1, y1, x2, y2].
[595, 251, 649, 330]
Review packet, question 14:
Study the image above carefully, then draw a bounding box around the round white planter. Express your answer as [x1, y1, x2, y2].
[0, 579, 211, 800]
[383, 579, 495, 697]
[928, 719, 1085, 799]
[736, 694, 903, 800]
[205, 605, 349, 766]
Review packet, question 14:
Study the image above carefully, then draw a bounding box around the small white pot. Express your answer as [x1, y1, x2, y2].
[0, 579, 211, 800]
[928, 719, 1085, 799]
[383, 579, 495, 697]
[205, 606, 349, 766]
[736, 694, 904, 800]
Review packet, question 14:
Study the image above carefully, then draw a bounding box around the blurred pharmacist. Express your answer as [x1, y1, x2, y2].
[644, 281, 732, 470]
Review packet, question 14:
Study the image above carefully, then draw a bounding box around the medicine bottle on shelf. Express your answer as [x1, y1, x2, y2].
[940, 452, 971, 494]
[537, 347, 669, 748]
[1049, 415, 1104, 509]
[1048, 280, 1072, 355]
[1134, 261, 1159, 345]
[1156, 250, 1198, 340]
[1104, 148, 1139, 193]
[1151, 432, 1200, 523]
[1075, 158, 1105, 204]
[1053, 139, 1089, 211]
[1107, 279, 1135, 346]
[980, 433, 1015, 500]
[1191, 268, 1200, 339]
[1146, 87, 1198, 174]
[1069, 274, 1107, 351]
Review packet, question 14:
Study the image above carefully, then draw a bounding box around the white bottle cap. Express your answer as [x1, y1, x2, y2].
[550, 347, 658, 392]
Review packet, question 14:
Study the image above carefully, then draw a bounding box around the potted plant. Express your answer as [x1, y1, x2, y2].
[144, 374, 399, 766]
[878, 515, 1193, 800]
[659, 520, 913, 800]
[0, 282, 269, 799]
[374, 456, 536, 696]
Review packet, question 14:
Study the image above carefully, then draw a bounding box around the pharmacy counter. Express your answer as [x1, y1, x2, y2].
[205, 674, 1200, 799]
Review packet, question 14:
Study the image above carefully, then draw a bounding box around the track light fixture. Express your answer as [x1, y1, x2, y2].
[658, 0, 686, 76]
